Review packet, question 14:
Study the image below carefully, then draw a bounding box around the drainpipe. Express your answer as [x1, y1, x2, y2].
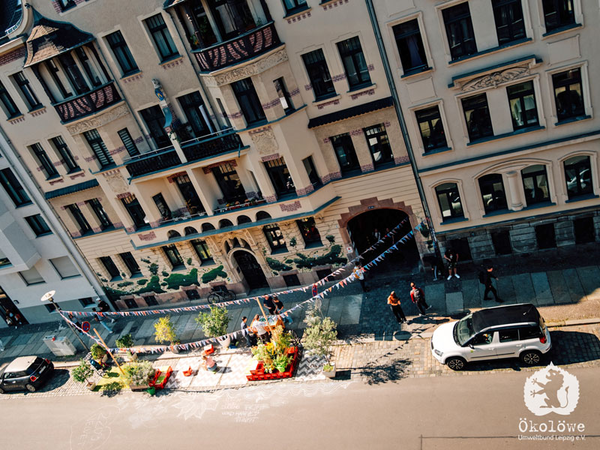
[0, 126, 108, 304]
[365, 0, 442, 263]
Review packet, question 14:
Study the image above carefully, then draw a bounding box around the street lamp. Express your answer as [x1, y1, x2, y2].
[41, 290, 89, 352]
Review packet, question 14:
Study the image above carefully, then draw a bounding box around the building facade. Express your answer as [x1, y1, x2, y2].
[0, 0, 426, 314]
[371, 0, 600, 261]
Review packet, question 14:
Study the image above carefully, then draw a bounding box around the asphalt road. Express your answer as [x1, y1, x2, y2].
[2, 366, 599, 450]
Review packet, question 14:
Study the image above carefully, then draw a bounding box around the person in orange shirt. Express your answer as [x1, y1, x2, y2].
[387, 291, 406, 324]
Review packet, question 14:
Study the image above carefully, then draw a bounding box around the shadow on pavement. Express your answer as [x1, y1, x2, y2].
[361, 358, 412, 385]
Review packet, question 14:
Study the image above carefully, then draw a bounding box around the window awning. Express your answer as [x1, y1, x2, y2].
[307, 97, 394, 129]
[24, 8, 94, 68]
[45, 179, 99, 200]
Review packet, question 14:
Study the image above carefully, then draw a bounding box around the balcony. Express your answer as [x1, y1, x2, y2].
[126, 148, 182, 178]
[53, 82, 122, 123]
[182, 130, 243, 162]
[193, 22, 281, 72]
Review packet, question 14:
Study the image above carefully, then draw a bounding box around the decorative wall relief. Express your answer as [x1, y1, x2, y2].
[460, 66, 530, 92]
[249, 126, 279, 155]
[65, 103, 130, 135]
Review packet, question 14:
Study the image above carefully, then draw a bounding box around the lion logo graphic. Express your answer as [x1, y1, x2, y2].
[524, 363, 579, 416]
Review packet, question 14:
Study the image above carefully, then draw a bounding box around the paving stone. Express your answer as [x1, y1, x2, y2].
[340, 295, 362, 325]
[562, 268, 587, 303]
[575, 266, 600, 300]
[497, 276, 516, 304]
[513, 274, 537, 306]
[446, 292, 464, 314]
[547, 270, 571, 305]
[462, 279, 481, 309]
[531, 272, 554, 305]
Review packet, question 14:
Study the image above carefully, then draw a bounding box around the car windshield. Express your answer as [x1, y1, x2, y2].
[454, 314, 475, 346]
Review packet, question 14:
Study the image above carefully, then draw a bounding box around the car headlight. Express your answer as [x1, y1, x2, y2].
[434, 349, 443, 357]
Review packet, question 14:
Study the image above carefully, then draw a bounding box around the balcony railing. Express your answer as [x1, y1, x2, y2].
[182, 130, 243, 162]
[126, 148, 182, 178]
[53, 82, 122, 123]
[194, 22, 281, 72]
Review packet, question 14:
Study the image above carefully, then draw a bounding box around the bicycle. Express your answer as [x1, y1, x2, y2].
[207, 286, 236, 304]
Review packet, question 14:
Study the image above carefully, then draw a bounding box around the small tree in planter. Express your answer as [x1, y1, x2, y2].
[116, 333, 136, 360]
[90, 343, 107, 363]
[123, 360, 155, 389]
[154, 316, 180, 352]
[302, 305, 338, 377]
[72, 359, 96, 389]
[195, 306, 230, 347]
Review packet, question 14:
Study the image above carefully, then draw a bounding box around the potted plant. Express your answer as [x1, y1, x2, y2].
[153, 316, 180, 353]
[123, 360, 155, 390]
[71, 359, 96, 390]
[302, 305, 338, 378]
[195, 306, 231, 348]
[90, 343, 108, 364]
[116, 333, 137, 360]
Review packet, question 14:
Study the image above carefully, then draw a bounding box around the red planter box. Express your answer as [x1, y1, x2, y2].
[247, 347, 300, 381]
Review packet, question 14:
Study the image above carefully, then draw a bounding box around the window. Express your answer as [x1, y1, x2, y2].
[265, 157, 295, 197]
[519, 325, 543, 340]
[29, 143, 58, 180]
[117, 128, 140, 157]
[443, 2, 477, 60]
[507, 81, 538, 130]
[416, 106, 447, 151]
[152, 193, 172, 220]
[50, 136, 79, 173]
[0, 249, 10, 267]
[542, 0, 575, 32]
[393, 19, 428, 74]
[178, 91, 209, 138]
[302, 49, 336, 100]
[216, 98, 231, 128]
[472, 332, 494, 346]
[435, 183, 464, 220]
[25, 214, 52, 236]
[364, 124, 393, 166]
[462, 94, 493, 141]
[553, 68, 584, 122]
[121, 195, 147, 229]
[163, 244, 184, 269]
[499, 328, 519, 342]
[0, 168, 31, 207]
[87, 198, 112, 230]
[140, 106, 170, 148]
[232, 78, 266, 125]
[330, 133, 360, 174]
[79, 297, 94, 307]
[492, 230, 512, 255]
[20, 267, 45, 285]
[283, 0, 307, 15]
[12, 72, 41, 111]
[210, 0, 255, 40]
[297, 217, 322, 246]
[0, 81, 20, 118]
[99, 256, 121, 280]
[83, 129, 114, 168]
[75, 47, 101, 87]
[274, 78, 293, 113]
[58, 53, 90, 95]
[66, 204, 92, 235]
[50, 256, 80, 279]
[284, 274, 301, 287]
[58, 0, 76, 11]
[492, 0, 526, 45]
[303, 156, 321, 188]
[191, 239, 213, 263]
[337, 37, 371, 89]
[564, 155, 593, 199]
[536, 223, 556, 249]
[120, 252, 141, 276]
[124, 298, 138, 309]
[173, 174, 205, 215]
[212, 164, 246, 203]
[145, 14, 179, 61]
[45, 59, 72, 98]
[574, 217, 594, 244]
[522, 165, 550, 206]
[106, 31, 139, 76]
[479, 174, 508, 214]
[264, 224, 287, 252]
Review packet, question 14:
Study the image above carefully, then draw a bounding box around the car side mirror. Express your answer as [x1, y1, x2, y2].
[468, 344, 474, 349]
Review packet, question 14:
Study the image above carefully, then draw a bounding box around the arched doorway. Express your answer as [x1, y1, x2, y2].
[233, 250, 269, 290]
[347, 209, 419, 275]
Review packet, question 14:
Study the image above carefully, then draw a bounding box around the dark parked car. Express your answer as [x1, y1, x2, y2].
[0, 356, 54, 393]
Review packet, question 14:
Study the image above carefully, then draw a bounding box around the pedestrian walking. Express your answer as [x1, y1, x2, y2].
[273, 295, 292, 325]
[444, 248, 460, 280]
[96, 298, 115, 323]
[387, 291, 406, 324]
[263, 295, 277, 315]
[480, 265, 503, 303]
[353, 263, 367, 292]
[93, 308, 113, 333]
[410, 282, 431, 316]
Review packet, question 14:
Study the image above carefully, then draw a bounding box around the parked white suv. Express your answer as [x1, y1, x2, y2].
[431, 303, 551, 371]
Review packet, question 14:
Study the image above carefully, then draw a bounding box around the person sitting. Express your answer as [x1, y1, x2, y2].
[251, 314, 270, 343]
[202, 354, 219, 373]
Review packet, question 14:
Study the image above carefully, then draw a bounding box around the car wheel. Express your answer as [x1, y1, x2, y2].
[0, 387, 4, 394]
[520, 350, 542, 366]
[25, 384, 36, 393]
[446, 357, 466, 371]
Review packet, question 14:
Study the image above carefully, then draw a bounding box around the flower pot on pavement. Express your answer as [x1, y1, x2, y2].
[322, 364, 336, 379]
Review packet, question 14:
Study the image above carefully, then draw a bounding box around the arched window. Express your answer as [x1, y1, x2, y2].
[202, 223, 215, 232]
[564, 155, 593, 199]
[256, 211, 271, 221]
[219, 219, 234, 229]
[167, 230, 181, 240]
[238, 215, 252, 225]
[184, 226, 198, 236]
[479, 174, 508, 214]
[521, 165, 550, 206]
[435, 183, 464, 220]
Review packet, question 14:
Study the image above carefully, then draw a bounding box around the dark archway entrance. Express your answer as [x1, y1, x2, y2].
[233, 250, 269, 290]
[347, 209, 420, 276]
[0, 285, 28, 326]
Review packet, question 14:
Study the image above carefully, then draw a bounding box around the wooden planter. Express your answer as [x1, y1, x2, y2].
[246, 347, 300, 381]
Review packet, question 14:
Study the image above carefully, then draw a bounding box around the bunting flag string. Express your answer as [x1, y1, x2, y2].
[61, 220, 426, 325]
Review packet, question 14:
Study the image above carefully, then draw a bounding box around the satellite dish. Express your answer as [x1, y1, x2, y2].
[41, 290, 56, 302]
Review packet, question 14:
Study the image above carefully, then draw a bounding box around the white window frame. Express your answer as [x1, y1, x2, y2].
[558, 150, 598, 202]
[430, 178, 469, 224]
[503, 75, 546, 131]
[538, 0, 583, 38]
[330, 32, 373, 93]
[97, 27, 141, 79]
[409, 100, 453, 156]
[545, 61, 591, 126]
[386, 11, 435, 78]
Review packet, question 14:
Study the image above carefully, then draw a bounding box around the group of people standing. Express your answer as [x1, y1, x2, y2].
[387, 282, 431, 324]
